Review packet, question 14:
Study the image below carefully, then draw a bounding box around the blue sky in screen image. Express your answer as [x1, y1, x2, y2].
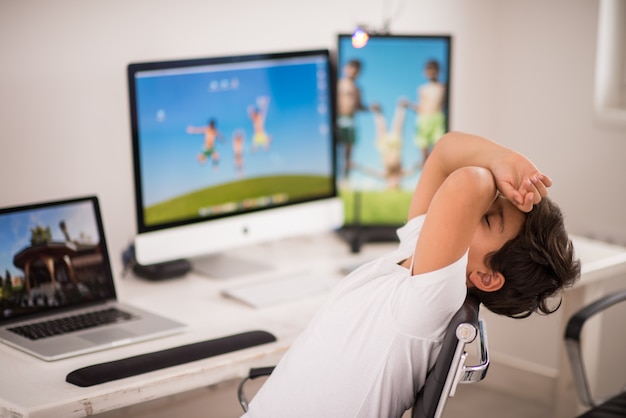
[338, 36, 450, 191]
[135, 58, 333, 206]
[0, 202, 100, 277]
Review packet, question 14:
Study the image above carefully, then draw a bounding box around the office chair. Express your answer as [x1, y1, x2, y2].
[412, 293, 489, 418]
[238, 294, 490, 418]
[564, 289, 626, 418]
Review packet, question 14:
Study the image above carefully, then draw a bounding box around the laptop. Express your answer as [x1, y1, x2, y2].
[0, 196, 186, 361]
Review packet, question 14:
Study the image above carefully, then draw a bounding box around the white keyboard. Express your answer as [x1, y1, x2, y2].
[222, 273, 335, 308]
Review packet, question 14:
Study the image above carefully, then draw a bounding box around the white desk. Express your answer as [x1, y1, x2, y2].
[0, 232, 388, 418]
[0, 232, 625, 418]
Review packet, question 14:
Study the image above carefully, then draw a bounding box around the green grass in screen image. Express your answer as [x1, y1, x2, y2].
[145, 175, 332, 226]
[340, 189, 412, 225]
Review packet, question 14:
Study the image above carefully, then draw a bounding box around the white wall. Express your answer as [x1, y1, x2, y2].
[0, 0, 505, 288]
[0, 0, 623, 380]
[493, 1, 626, 246]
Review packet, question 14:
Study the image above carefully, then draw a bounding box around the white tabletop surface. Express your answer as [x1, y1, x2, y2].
[0, 232, 385, 418]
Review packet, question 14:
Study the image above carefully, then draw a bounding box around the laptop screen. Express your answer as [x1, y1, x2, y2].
[0, 196, 116, 322]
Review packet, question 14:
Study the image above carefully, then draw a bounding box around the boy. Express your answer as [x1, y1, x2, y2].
[368, 101, 407, 190]
[249, 96, 271, 152]
[406, 60, 447, 164]
[243, 132, 580, 417]
[186, 119, 223, 166]
[337, 59, 368, 178]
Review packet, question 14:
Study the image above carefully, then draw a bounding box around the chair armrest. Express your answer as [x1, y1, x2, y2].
[565, 290, 626, 342]
[459, 319, 489, 385]
[434, 318, 489, 417]
[564, 289, 626, 407]
[238, 366, 275, 412]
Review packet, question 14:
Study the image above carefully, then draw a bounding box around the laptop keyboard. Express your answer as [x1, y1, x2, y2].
[8, 308, 137, 341]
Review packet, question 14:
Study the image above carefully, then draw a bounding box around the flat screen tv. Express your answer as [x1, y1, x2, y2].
[336, 34, 452, 250]
[127, 49, 343, 277]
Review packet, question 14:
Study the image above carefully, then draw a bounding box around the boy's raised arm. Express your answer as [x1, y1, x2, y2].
[408, 132, 551, 220]
[407, 132, 552, 276]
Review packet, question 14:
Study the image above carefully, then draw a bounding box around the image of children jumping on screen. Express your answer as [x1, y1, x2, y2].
[355, 100, 415, 190]
[405, 59, 447, 164]
[186, 118, 224, 166]
[337, 59, 368, 179]
[249, 96, 271, 152]
[232, 129, 245, 174]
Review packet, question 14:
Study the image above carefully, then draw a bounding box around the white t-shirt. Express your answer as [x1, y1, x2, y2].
[243, 215, 468, 418]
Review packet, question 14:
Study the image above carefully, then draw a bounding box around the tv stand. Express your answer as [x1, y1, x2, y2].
[337, 189, 400, 253]
[337, 225, 399, 254]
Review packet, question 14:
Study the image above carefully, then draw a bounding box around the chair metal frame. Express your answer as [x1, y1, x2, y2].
[564, 289, 626, 416]
[412, 294, 489, 418]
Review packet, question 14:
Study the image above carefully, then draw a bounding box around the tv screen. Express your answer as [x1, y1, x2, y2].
[128, 49, 343, 268]
[336, 34, 452, 242]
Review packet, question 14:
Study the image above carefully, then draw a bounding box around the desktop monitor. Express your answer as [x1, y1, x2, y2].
[127, 49, 343, 276]
[336, 34, 452, 248]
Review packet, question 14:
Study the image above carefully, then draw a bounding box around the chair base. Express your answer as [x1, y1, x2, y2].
[578, 392, 626, 418]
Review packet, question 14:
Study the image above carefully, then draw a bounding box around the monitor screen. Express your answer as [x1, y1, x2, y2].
[128, 49, 343, 268]
[336, 34, 452, 240]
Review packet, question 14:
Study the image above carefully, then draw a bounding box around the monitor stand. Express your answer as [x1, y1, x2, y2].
[191, 253, 272, 279]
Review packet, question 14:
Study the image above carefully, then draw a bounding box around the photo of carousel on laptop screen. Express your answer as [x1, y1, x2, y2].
[336, 34, 451, 244]
[0, 199, 114, 320]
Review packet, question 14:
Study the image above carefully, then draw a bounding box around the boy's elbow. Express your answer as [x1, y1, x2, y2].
[428, 132, 465, 162]
[448, 167, 496, 205]
[432, 131, 465, 151]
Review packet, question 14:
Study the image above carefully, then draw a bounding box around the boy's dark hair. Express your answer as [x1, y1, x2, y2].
[469, 197, 581, 319]
[347, 59, 362, 71]
[425, 60, 440, 72]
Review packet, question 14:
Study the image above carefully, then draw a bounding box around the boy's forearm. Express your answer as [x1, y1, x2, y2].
[429, 131, 550, 213]
[430, 131, 509, 176]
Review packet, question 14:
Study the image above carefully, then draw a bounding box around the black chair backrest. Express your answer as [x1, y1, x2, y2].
[412, 294, 483, 418]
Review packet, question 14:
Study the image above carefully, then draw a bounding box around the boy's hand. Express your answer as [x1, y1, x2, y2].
[492, 152, 552, 212]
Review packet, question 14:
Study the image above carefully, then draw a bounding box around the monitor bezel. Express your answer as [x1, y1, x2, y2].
[335, 33, 452, 244]
[127, 49, 338, 236]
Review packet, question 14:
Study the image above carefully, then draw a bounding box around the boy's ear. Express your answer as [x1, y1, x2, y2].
[468, 271, 505, 292]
